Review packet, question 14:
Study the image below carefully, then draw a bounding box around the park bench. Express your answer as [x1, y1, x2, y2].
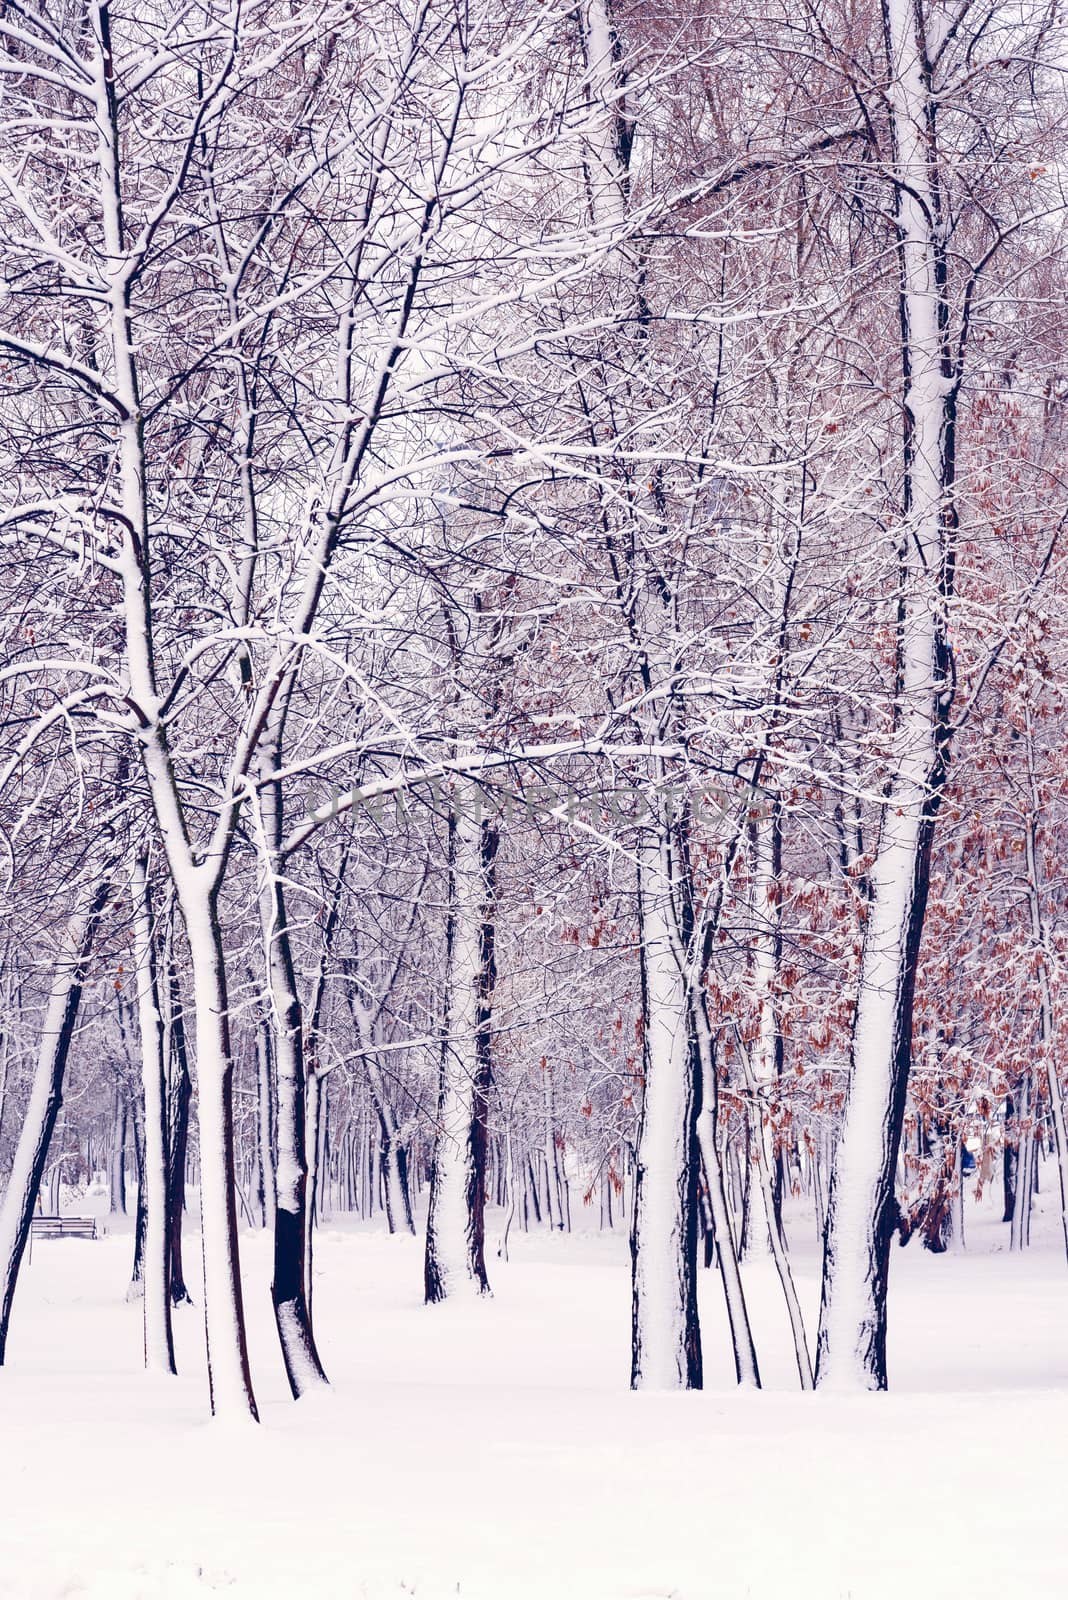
[29, 1216, 97, 1241]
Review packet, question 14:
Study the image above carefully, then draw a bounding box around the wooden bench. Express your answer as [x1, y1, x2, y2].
[29, 1215, 97, 1241]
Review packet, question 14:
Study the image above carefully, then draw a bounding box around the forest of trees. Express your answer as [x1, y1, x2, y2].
[0, 0, 1067, 1422]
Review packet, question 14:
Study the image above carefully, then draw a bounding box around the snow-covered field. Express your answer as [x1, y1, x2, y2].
[2, 1194, 1067, 1599]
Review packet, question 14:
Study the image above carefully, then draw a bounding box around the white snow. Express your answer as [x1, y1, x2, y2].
[2, 1190, 1068, 1598]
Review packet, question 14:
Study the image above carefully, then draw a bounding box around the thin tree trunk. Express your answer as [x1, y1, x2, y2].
[749, 802, 786, 1247]
[526, 1157, 542, 1226]
[950, 1140, 965, 1253]
[377, 1111, 415, 1235]
[1022, 712, 1068, 1265]
[916, 1120, 954, 1254]
[0, 875, 114, 1364]
[1002, 1101, 1017, 1224]
[255, 1019, 276, 1233]
[1011, 1075, 1037, 1250]
[128, 1098, 146, 1298]
[497, 1122, 517, 1261]
[110, 1091, 128, 1215]
[543, 1064, 564, 1230]
[737, 1044, 812, 1388]
[0, 1010, 8, 1157]
[812, 1133, 826, 1243]
[258, 830, 329, 1397]
[693, 999, 761, 1387]
[354, 1023, 415, 1236]
[304, 1066, 322, 1306]
[164, 958, 193, 1307]
[130, 854, 175, 1374]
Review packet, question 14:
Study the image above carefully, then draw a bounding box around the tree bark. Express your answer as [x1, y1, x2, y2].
[257, 797, 329, 1396]
[693, 999, 761, 1388]
[255, 1018, 276, 1233]
[348, 990, 416, 1237]
[816, 0, 957, 1389]
[1021, 709, 1068, 1264]
[424, 793, 496, 1302]
[161, 947, 194, 1306]
[91, 2, 258, 1418]
[130, 854, 176, 1374]
[629, 821, 702, 1390]
[186, 895, 259, 1420]
[1002, 1094, 1017, 1223]
[0, 875, 115, 1364]
[110, 1091, 128, 1216]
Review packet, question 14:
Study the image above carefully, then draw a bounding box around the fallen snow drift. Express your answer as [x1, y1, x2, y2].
[1, 1198, 1066, 1598]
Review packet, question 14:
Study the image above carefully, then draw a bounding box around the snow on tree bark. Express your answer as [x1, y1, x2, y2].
[1021, 706, 1068, 1264]
[816, 0, 958, 1390]
[0, 874, 115, 1364]
[258, 858, 329, 1396]
[629, 821, 702, 1390]
[130, 854, 176, 1375]
[88, 4, 259, 1418]
[255, 1019, 276, 1236]
[164, 970, 194, 1310]
[693, 998, 761, 1388]
[424, 790, 497, 1302]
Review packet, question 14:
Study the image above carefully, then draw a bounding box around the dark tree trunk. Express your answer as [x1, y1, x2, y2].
[526, 1158, 542, 1225]
[166, 961, 193, 1306]
[378, 1118, 415, 1235]
[916, 1120, 953, 1254]
[817, 812, 940, 1385]
[1004, 1126, 1016, 1222]
[255, 1018, 275, 1231]
[814, 0, 959, 1391]
[258, 743, 329, 1397]
[424, 808, 497, 1303]
[738, 1140, 753, 1259]
[129, 1109, 146, 1295]
[0, 876, 115, 1363]
[263, 884, 329, 1396]
[110, 1091, 127, 1215]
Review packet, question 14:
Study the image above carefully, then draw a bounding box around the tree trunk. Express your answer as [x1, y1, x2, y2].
[629, 823, 702, 1390]
[130, 855, 175, 1374]
[110, 1092, 128, 1215]
[164, 959, 193, 1306]
[749, 803, 786, 1248]
[351, 997, 415, 1237]
[737, 1038, 813, 1389]
[1003, 1096, 1017, 1223]
[543, 1064, 565, 1230]
[816, 0, 957, 1390]
[186, 897, 259, 1420]
[424, 794, 496, 1302]
[128, 1099, 146, 1298]
[93, 0, 258, 1417]
[693, 999, 761, 1388]
[255, 1018, 276, 1233]
[258, 850, 329, 1397]
[304, 1066, 322, 1309]
[378, 1114, 415, 1236]
[1022, 717, 1068, 1265]
[497, 1122, 517, 1261]
[0, 876, 114, 1363]
[526, 1158, 542, 1226]
[1011, 1074, 1036, 1251]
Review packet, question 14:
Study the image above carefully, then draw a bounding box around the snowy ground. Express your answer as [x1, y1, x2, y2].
[2, 1189, 1067, 1599]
